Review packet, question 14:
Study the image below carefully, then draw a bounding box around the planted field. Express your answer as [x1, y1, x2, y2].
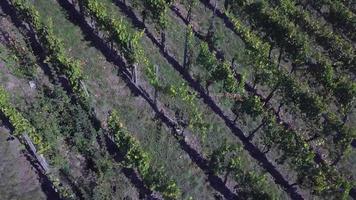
[0, 0, 355, 199]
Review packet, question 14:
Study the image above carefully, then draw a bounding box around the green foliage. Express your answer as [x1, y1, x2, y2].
[297, 92, 324, 120]
[144, 63, 160, 88]
[232, 95, 264, 120]
[208, 142, 273, 199]
[334, 79, 356, 109]
[108, 111, 181, 199]
[0, 86, 77, 199]
[9, 0, 354, 198]
[311, 0, 356, 41]
[226, 12, 270, 57]
[168, 83, 209, 138]
[258, 112, 342, 196]
[225, 0, 355, 106]
[276, 0, 355, 73]
[0, 39, 37, 79]
[223, 0, 354, 165]
[208, 141, 239, 174]
[228, 86, 350, 197]
[82, 0, 211, 143]
[82, 0, 143, 65]
[196, 43, 241, 93]
[131, 0, 174, 29]
[11, 0, 89, 107]
[197, 43, 216, 73]
[0, 86, 48, 152]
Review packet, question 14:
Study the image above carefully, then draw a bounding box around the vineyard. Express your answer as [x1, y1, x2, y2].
[0, 0, 354, 199]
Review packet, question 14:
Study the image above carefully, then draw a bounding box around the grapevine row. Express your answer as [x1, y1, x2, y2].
[234, 91, 352, 197]
[62, 1, 267, 198]
[108, 110, 181, 199]
[79, 0, 143, 65]
[299, 0, 356, 41]
[131, 0, 173, 29]
[80, 0, 311, 198]
[225, 0, 355, 108]
[9, 0, 179, 198]
[194, 0, 354, 160]
[76, 0, 277, 197]
[111, 0, 354, 197]
[173, 1, 354, 197]
[79, 0, 210, 138]
[196, 42, 243, 94]
[109, 0, 350, 197]
[195, 34, 352, 197]
[130, 2, 243, 107]
[0, 86, 76, 199]
[220, 2, 355, 156]
[208, 142, 273, 199]
[198, 0, 355, 151]
[10, 0, 89, 109]
[270, 0, 355, 74]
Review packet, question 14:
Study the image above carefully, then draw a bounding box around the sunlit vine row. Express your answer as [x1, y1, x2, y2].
[108, 110, 181, 199]
[79, 0, 209, 138]
[11, 0, 89, 108]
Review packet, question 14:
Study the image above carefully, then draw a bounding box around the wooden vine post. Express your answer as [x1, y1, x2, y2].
[154, 64, 159, 104]
[23, 133, 50, 173]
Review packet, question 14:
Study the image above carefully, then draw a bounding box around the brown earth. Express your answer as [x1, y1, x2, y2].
[0, 126, 46, 200]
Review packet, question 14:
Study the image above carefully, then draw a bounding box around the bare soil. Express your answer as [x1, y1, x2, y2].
[0, 126, 46, 200]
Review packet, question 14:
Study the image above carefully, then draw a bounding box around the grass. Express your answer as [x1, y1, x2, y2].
[31, 0, 218, 198]
[1, 0, 287, 198]
[4, 0, 350, 198]
[93, 0, 288, 198]
[0, 14, 141, 199]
